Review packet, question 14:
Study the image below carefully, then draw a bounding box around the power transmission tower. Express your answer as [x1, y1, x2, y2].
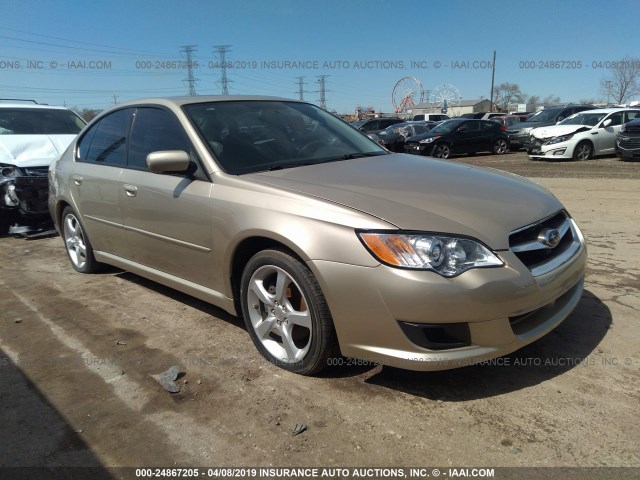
[295, 76, 307, 101]
[315, 75, 330, 109]
[180, 45, 199, 96]
[213, 45, 233, 95]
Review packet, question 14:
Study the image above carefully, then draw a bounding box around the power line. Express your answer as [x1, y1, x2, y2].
[180, 45, 199, 96]
[213, 45, 232, 95]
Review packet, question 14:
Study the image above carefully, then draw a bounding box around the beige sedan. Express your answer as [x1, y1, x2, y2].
[49, 97, 587, 375]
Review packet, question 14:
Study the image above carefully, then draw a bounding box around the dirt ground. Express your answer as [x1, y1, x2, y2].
[1, 152, 639, 476]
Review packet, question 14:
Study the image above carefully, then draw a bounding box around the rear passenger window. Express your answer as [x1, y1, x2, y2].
[79, 108, 132, 166]
[128, 108, 192, 171]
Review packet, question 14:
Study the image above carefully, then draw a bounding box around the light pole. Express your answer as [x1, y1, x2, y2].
[606, 80, 612, 106]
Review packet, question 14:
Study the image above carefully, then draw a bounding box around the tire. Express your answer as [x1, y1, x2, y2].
[573, 141, 592, 161]
[240, 249, 337, 375]
[493, 138, 508, 155]
[61, 207, 101, 273]
[432, 143, 451, 159]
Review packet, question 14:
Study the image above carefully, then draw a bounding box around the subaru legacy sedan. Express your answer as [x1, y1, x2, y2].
[49, 96, 587, 375]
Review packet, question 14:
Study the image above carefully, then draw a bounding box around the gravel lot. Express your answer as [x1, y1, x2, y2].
[1, 152, 638, 476]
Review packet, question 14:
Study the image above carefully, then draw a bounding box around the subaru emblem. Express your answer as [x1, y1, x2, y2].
[538, 228, 561, 248]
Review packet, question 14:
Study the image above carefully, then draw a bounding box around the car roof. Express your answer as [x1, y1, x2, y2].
[115, 95, 298, 109]
[576, 107, 632, 115]
[0, 102, 72, 110]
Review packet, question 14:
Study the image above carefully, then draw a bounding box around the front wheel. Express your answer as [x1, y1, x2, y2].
[240, 249, 337, 375]
[573, 141, 592, 161]
[61, 207, 101, 273]
[432, 143, 451, 159]
[493, 138, 508, 155]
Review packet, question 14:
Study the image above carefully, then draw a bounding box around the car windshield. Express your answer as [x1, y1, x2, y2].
[184, 101, 388, 174]
[383, 122, 410, 134]
[526, 109, 561, 123]
[0, 108, 85, 134]
[429, 119, 463, 134]
[558, 112, 607, 126]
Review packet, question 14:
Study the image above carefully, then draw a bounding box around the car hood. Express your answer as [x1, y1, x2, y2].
[532, 124, 591, 139]
[0, 134, 76, 168]
[244, 154, 563, 249]
[507, 121, 552, 133]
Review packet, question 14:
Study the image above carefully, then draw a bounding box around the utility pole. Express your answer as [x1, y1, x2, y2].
[180, 45, 199, 96]
[295, 76, 306, 101]
[213, 45, 232, 95]
[316, 75, 329, 110]
[113, 94, 118, 105]
[606, 80, 612, 105]
[489, 50, 496, 111]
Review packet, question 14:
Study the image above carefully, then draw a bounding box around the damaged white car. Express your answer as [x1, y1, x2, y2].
[527, 108, 640, 161]
[0, 101, 86, 236]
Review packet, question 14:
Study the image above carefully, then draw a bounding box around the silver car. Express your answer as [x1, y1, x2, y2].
[49, 96, 587, 375]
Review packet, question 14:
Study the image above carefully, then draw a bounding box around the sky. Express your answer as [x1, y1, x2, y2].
[0, 0, 638, 113]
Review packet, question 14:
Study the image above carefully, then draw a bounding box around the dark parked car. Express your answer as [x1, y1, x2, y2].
[351, 117, 404, 135]
[489, 115, 525, 127]
[371, 121, 435, 152]
[616, 118, 640, 161]
[404, 119, 509, 158]
[507, 105, 593, 150]
[459, 112, 506, 120]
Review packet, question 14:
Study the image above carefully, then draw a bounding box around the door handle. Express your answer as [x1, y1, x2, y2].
[591, 132, 598, 135]
[72, 175, 83, 185]
[123, 184, 138, 197]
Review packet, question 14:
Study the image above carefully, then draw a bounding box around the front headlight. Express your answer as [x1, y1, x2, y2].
[520, 127, 532, 135]
[0, 163, 20, 181]
[358, 232, 503, 277]
[545, 133, 574, 145]
[419, 136, 440, 144]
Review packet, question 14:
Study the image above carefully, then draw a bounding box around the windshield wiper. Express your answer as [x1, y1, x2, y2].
[265, 162, 312, 171]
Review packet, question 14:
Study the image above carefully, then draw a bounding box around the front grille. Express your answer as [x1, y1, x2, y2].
[22, 167, 49, 176]
[509, 211, 581, 276]
[618, 136, 640, 149]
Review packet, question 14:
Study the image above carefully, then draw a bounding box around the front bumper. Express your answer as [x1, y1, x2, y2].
[616, 142, 640, 161]
[507, 133, 530, 150]
[1, 172, 53, 236]
[309, 238, 587, 371]
[527, 139, 574, 159]
[404, 143, 434, 156]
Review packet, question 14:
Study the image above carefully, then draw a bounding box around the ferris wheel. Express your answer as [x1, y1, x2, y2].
[430, 84, 461, 114]
[392, 76, 425, 114]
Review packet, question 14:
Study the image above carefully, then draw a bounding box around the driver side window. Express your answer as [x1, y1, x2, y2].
[605, 112, 622, 127]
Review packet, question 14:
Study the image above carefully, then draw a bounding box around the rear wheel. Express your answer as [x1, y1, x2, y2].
[493, 138, 508, 155]
[432, 143, 451, 159]
[240, 249, 337, 375]
[62, 207, 101, 273]
[573, 141, 592, 161]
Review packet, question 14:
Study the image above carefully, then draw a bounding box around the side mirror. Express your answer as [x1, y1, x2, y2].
[601, 119, 612, 128]
[457, 126, 467, 132]
[146, 150, 191, 173]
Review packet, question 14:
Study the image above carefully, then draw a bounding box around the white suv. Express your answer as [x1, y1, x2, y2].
[412, 113, 451, 122]
[0, 100, 86, 235]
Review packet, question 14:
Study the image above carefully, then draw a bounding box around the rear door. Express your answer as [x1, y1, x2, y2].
[69, 108, 133, 257]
